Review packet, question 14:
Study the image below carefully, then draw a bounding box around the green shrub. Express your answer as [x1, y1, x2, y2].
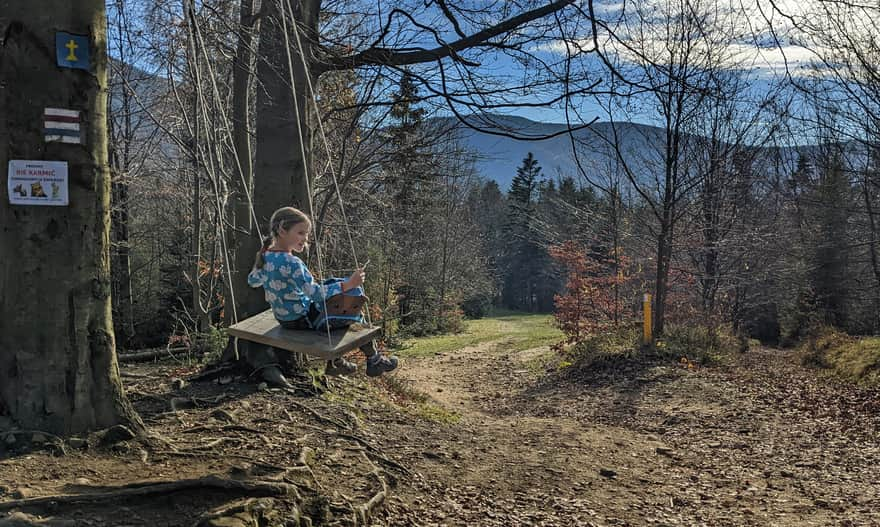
[564, 324, 740, 369]
[400, 304, 465, 337]
[778, 295, 823, 348]
[461, 295, 492, 319]
[194, 325, 228, 363]
[436, 305, 465, 334]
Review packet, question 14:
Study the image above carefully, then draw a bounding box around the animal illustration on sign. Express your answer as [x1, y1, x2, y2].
[30, 182, 47, 198]
[12, 184, 27, 197]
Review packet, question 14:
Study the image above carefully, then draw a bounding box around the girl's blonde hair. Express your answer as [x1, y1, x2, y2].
[253, 207, 311, 269]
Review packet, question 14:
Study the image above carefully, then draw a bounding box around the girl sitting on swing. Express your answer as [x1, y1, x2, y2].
[248, 206, 398, 377]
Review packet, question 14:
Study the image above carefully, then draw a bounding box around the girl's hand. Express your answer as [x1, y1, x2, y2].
[344, 267, 365, 291]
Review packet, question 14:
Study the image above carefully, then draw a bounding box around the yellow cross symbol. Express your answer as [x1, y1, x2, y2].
[65, 39, 78, 61]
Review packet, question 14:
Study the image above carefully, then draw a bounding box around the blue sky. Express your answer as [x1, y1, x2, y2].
[361, 0, 829, 131]
[454, 0, 845, 142]
[106, 0, 851, 144]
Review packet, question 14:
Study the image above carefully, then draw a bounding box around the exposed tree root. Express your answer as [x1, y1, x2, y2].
[297, 425, 410, 476]
[357, 489, 386, 526]
[360, 449, 409, 477]
[187, 362, 239, 383]
[189, 360, 320, 396]
[0, 476, 299, 512]
[283, 401, 351, 431]
[153, 450, 289, 473]
[118, 347, 189, 363]
[119, 371, 151, 379]
[1, 430, 67, 455]
[182, 425, 263, 435]
[195, 437, 240, 449]
[0, 511, 55, 526]
[355, 451, 388, 525]
[195, 497, 291, 527]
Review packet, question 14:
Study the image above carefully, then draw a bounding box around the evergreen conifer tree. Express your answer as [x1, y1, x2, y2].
[811, 151, 851, 327]
[503, 153, 544, 310]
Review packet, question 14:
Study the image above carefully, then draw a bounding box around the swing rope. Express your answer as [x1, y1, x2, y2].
[183, 4, 266, 368]
[279, 0, 374, 330]
[277, 2, 336, 347]
[284, 0, 360, 268]
[179, 2, 373, 361]
[189, 9, 264, 328]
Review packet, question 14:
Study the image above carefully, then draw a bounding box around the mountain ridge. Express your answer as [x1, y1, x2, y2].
[435, 113, 841, 191]
[434, 115, 673, 190]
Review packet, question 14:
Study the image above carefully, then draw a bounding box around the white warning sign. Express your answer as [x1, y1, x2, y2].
[7, 160, 69, 206]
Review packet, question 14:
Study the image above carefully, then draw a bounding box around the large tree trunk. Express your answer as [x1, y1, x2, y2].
[255, 0, 318, 229]
[244, 0, 319, 322]
[0, 3, 140, 434]
[227, 0, 260, 327]
[235, 0, 319, 372]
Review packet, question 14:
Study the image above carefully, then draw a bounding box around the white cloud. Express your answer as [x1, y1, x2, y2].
[546, 0, 866, 78]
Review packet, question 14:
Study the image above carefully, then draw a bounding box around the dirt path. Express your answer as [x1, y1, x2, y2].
[375, 342, 880, 526]
[1, 336, 878, 526]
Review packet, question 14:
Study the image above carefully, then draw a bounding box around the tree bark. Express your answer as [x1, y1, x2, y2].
[0, 3, 140, 434]
[227, 0, 260, 326]
[245, 0, 319, 323]
[255, 0, 318, 220]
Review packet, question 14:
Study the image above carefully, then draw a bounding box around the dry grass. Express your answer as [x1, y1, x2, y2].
[801, 329, 880, 386]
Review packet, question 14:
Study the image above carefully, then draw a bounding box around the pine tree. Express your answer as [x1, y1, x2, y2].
[385, 73, 433, 328]
[390, 72, 426, 143]
[470, 180, 507, 310]
[508, 152, 541, 209]
[811, 151, 851, 327]
[503, 153, 544, 311]
[777, 149, 851, 337]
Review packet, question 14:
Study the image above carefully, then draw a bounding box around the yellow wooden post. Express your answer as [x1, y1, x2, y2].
[643, 293, 652, 345]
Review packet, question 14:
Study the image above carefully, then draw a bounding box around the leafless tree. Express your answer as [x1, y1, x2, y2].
[571, 0, 739, 335]
[234, 0, 590, 321]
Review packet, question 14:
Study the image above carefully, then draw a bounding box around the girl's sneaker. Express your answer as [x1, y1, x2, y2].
[366, 354, 398, 377]
[325, 357, 357, 376]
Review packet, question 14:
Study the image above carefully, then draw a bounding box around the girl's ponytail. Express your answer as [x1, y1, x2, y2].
[253, 207, 311, 268]
[253, 235, 273, 269]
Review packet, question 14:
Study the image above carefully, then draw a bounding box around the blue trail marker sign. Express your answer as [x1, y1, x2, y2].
[55, 32, 89, 70]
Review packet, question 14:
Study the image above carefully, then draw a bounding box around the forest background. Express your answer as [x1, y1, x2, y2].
[103, 0, 880, 382]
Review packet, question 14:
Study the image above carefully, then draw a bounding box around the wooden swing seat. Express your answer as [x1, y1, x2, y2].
[227, 309, 380, 361]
